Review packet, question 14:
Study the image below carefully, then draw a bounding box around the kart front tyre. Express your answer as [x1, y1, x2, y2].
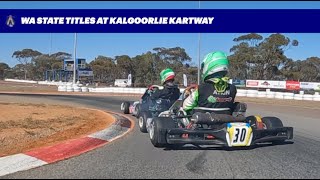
[135, 104, 141, 118]
[123, 102, 130, 114]
[138, 111, 149, 133]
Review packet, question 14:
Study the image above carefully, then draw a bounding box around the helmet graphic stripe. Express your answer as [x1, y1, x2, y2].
[202, 51, 229, 80]
[160, 68, 175, 84]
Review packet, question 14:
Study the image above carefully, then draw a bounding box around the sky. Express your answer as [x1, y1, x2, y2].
[1, 1, 320, 67]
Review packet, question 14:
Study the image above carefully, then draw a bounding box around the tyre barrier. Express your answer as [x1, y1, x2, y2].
[237, 93, 247, 97]
[257, 91, 267, 98]
[266, 91, 275, 99]
[81, 87, 89, 92]
[267, 94, 275, 99]
[294, 94, 303, 101]
[283, 96, 294, 100]
[57, 85, 87, 92]
[247, 90, 258, 97]
[313, 96, 320, 101]
[236, 89, 247, 97]
[246, 93, 257, 98]
[58, 86, 67, 92]
[55, 86, 320, 102]
[274, 92, 284, 100]
[303, 94, 313, 101]
[246, 90, 258, 98]
[283, 92, 294, 100]
[66, 86, 74, 92]
[73, 86, 82, 92]
[246, 90, 258, 94]
[4, 79, 38, 84]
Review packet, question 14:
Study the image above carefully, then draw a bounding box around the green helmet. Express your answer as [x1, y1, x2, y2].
[160, 68, 175, 85]
[202, 51, 229, 81]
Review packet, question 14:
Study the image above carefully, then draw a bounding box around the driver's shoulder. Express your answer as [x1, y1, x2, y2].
[228, 83, 237, 90]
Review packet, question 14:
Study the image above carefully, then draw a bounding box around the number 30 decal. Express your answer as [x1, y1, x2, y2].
[233, 128, 247, 143]
[227, 123, 253, 147]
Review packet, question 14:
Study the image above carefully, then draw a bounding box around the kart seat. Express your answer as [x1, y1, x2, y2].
[191, 112, 247, 125]
[192, 102, 247, 116]
[193, 107, 232, 115]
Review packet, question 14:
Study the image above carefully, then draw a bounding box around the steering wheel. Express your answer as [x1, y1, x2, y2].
[183, 84, 197, 99]
[147, 85, 162, 94]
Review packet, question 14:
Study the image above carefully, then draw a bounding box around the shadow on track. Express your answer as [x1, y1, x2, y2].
[163, 141, 294, 151]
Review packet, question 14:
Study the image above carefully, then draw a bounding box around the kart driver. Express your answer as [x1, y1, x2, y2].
[141, 85, 160, 102]
[150, 68, 180, 105]
[182, 51, 237, 116]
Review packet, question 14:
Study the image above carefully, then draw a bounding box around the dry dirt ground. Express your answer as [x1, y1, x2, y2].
[0, 81, 57, 93]
[0, 102, 114, 157]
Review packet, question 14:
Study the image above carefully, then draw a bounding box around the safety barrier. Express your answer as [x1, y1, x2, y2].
[5, 79, 82, 86]
[70, 87, 319, 102]
[4, 79, 320, 101]
[4, 79, 37, 84]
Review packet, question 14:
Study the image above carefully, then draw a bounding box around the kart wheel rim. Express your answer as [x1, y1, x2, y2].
[149, 120, 155, 140]
[139, 116, 144, 128]
[120, 103, 124, 111]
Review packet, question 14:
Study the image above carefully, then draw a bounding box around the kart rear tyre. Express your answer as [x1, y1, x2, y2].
[150, 117, 176, 148]
[262, 117, 285, 144]
[262, 117, 283, 129]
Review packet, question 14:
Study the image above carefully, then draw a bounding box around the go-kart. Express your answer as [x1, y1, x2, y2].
[120, 85, 163, 117]
[120, 100, 140, 116]
[138, 98, 173, 133]
[141, 84, 196, 134]
[146, 87, 294, 148]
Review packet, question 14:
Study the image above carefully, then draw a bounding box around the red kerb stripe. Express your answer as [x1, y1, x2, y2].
[25, 137, 107, 163]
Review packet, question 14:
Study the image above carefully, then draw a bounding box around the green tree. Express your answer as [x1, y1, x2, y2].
[11, 64, 25, 79]
[50, 52, 72, 61]
[89, 56, 115, 84]
[12, 49, 42, 80]
[229, 33, 262, 79]
[229, 33, 298, 80]
[152, 47, 192, 85]
[29, 51, 69, 80]
[132, 52, 156, 87]
[115, 55, 133, 79]
[0, 62, 10, 79]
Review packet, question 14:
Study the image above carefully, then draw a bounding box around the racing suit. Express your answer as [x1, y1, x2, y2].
[145, 82, 180, 129]
[150, 82, 180, 105]
[141, 89, 152, 102]
[182, 79, 237, 116]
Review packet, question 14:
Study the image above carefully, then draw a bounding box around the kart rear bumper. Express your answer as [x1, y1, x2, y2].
[165, 127, 293, 146]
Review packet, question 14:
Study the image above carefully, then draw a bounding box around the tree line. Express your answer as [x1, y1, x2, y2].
[0, 33, 319, 87]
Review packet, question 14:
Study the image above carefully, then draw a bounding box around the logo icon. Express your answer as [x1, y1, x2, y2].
[207, 95, 217, 103]
[247, 81, 259, 86]
[261, 81, 270, 86]
[6, 15, 15, 27]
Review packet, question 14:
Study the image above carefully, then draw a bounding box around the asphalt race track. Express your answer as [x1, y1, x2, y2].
[1, 94, 320, 179]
